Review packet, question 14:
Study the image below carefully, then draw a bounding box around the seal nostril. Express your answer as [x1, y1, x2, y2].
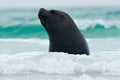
[40, 8, 46, 12]
[38, 8, 48, 19]
[39, 8, 46, 14]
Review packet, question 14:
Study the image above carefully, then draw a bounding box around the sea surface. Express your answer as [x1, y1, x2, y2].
[0, 7, 120, 80]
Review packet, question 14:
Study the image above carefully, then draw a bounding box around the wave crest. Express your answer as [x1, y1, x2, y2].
[0, 20, 120, 38]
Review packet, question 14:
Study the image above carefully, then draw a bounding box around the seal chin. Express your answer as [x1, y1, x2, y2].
[38, 8, 48, 19]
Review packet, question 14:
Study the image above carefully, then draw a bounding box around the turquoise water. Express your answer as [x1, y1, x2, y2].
[0, 7, 120, 38]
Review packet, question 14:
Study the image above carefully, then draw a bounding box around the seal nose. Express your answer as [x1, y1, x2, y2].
[40, 8, 46, 12]
[38, 8, 47, 19]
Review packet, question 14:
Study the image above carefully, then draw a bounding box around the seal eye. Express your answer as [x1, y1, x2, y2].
[61, 14, 66, 18]
[50, 10, 56, 14]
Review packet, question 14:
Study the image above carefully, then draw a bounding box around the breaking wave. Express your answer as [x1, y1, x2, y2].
[0, 20, 120, 38]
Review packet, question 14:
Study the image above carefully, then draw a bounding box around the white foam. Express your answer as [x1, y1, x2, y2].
[73, 74, 108, 80]
[0, 38, 49, 46]
[0, 51, 120, 76]
[74, 19, 120, 29]
[0, 38, 120, 80]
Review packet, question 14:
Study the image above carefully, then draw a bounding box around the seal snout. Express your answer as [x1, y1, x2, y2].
[38, 8, 48, 19]
[40, 8, 46, 12]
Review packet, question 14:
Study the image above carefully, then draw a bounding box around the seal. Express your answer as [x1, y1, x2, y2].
[38, 8, 90, 55]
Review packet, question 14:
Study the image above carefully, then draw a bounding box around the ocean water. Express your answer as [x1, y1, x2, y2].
[0, 7, 120, 80]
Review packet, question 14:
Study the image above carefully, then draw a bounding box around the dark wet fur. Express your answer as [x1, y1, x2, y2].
[38, 8, 90, 55]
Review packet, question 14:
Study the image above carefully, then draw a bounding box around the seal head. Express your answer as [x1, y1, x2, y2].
[38, 8, 90, 55]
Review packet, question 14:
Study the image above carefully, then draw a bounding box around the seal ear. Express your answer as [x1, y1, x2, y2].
[60, 13, 66, 18]
[57, 13, 66, 20]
